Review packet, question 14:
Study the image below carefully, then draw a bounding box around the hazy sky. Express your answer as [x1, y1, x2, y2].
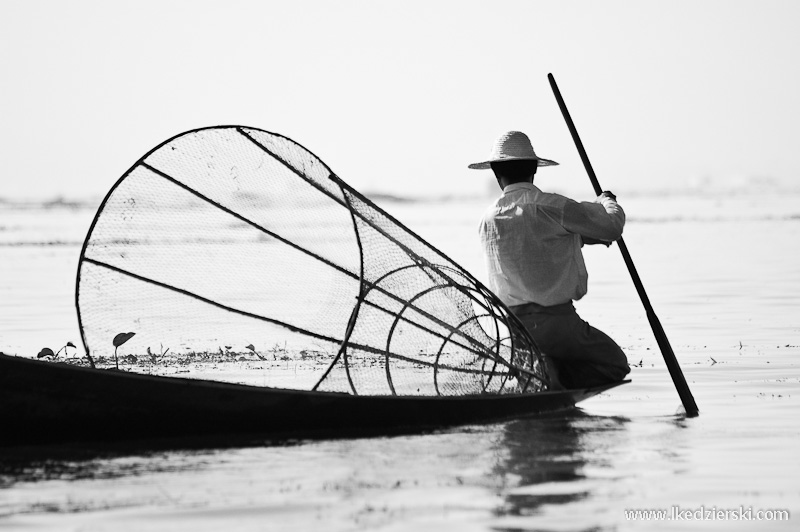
[2, 0, 799, 201]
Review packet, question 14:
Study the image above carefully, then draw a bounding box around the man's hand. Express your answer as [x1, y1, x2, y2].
[600, 190, 617, 201]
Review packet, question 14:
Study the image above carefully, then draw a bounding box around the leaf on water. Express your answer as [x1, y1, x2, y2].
[113, 332, 136, 347]
[37, 347, 55, 358]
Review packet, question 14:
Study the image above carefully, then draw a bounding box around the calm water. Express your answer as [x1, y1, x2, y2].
[1, 192, 799, 530]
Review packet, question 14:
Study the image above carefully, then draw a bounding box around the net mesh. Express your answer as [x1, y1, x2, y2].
[76, 126, 548, 396]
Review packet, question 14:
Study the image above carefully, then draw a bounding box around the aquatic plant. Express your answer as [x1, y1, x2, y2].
[37, 347, 55, 359]
[37, 342, 76, 360]
[58, 342, 76, 357]
[270, 342, 289, 361]
[217, 345, 235, 359]
[147, 343, 169, 363]
[245, 344, 268, 361]
[112, 332, 136, 370]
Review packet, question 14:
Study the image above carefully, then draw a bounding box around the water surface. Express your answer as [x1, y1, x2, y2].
[1, 193, 798, 530]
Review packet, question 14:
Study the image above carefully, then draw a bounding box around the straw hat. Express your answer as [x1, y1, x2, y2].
[468, 131, 558, 170]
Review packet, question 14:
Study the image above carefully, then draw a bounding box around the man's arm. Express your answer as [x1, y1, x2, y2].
[562, 191, 625, 243]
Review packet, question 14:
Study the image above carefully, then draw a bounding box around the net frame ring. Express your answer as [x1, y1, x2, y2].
[384, 281, 517, 396]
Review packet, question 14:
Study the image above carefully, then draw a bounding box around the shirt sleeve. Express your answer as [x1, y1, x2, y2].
[561, 195, 625, 242]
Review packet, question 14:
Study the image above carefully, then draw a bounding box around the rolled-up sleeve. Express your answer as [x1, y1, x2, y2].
[561, 196, 625, 242]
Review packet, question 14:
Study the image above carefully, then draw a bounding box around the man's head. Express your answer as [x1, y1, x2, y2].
[469, 131, 558, 189]
[490, 159, 538, 188]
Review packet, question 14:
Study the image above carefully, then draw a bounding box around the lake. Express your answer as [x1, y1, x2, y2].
[1, 190, 798, 530]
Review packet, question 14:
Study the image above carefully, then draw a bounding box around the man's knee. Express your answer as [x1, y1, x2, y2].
[608, 359, 631, 380]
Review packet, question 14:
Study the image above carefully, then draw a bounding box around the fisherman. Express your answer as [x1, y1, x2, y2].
[471, 131, 630, 389]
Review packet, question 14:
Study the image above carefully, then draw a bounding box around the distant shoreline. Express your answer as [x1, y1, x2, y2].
[3, 184, 800, 210]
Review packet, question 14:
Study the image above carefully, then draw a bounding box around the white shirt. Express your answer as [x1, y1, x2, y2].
[479, 182, 625, 307]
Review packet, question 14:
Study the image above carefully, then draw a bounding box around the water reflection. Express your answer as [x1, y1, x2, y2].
[0, 449, 213, 489]
[492, 410, 631, 518]
[0, 433, 303, 490]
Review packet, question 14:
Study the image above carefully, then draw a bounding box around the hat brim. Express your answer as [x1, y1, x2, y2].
[468, 156, 559, 170]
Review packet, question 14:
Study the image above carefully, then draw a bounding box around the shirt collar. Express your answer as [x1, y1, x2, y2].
[502, 182, 540, 194]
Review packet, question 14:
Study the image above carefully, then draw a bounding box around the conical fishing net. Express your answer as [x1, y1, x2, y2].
[76, 126, 548, 396]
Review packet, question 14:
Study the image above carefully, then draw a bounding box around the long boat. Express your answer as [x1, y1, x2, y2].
[0, 352, 626, 447]
[2, 127, 631, 449]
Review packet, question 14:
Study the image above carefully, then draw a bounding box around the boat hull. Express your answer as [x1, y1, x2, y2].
[0, 353, 626, 446]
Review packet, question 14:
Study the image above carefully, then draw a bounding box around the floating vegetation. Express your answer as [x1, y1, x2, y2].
[37, 341, 76, 359]
[112, 332, 136, 370]
[36, 347, 55, 359]
[147, 344, 169, 363]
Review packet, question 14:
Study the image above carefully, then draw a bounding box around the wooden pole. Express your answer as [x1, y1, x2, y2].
[548, 73, 699, 417]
